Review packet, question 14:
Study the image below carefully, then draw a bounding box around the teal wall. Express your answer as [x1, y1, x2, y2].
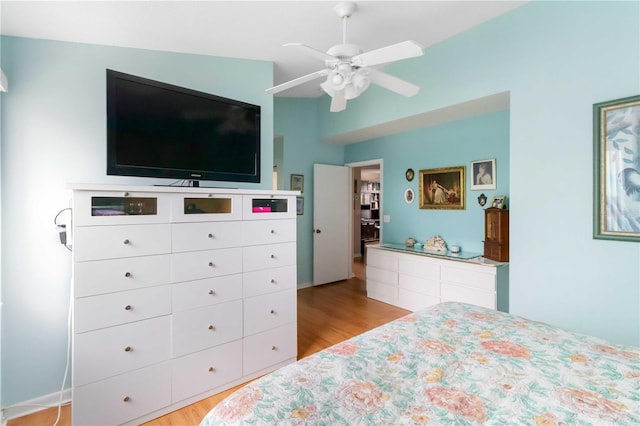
[274, 98, 344, 285]
[345, 111, 510, 253]
[0, 37, 273, 406]
[319, 1, 639, 346]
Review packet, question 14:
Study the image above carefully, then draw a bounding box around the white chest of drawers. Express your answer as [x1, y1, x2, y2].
[70, 185, 298, 425]
[366, 245, 509, 312]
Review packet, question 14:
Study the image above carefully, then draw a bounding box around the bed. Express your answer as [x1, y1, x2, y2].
[201, 302, 639, 425]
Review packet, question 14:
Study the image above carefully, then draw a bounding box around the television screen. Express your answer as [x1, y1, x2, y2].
[107, 69, 261, 183]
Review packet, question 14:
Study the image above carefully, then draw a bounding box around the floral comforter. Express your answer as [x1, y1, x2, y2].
[202, 302, 639, 425]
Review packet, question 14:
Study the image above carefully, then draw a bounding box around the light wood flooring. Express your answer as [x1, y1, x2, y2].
[8, 259, 409, 426]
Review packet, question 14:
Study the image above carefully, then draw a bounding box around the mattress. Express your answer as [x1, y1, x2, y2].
[201, 302, 639, 425]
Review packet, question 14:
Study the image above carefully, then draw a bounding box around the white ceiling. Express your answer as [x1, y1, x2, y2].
[1, 1, 526, 98]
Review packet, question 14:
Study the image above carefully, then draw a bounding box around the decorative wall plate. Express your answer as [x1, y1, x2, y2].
[405, 168, 415, 181]
[404, 188, 415, 203]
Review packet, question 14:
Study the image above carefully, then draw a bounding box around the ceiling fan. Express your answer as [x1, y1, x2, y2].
[265, 1, 424, 112]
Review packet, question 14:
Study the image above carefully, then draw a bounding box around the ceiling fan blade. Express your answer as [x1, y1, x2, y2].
[352, 40, 423, 67]
[367, 68, 420, 97]
[284, 43, 338, 64]
[266, 69, 330, 94]
[330, 89, 347, 112]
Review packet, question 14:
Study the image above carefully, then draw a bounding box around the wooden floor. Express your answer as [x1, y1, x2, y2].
[8, 259, 409, 426]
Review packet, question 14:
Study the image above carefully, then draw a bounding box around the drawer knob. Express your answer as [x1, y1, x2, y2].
[123, 239, 130, 245]
[270, 229, 275, 234]
[208, 290, 215, 295]
[270, 279, 276, 284]
[208, 367, 215, 372]
[123, 396, 130, 402]
[123, 192, 130, 197]
[208, 262, 215, 267]
[124, 305, 132, 311]
[208, 325, 215, 331]
[208, 233, 214, 239]
[124, 272, 132, 278]
[270, 254, 276, 259]
[124, 346, 132, 352]
[270, 309, 276, 315]
[271, 346, 277, 351]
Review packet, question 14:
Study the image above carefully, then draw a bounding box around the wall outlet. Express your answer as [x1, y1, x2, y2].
[383, 215, 391, 223]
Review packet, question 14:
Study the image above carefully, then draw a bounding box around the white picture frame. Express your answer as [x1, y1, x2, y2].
[470, 159, 496, 191]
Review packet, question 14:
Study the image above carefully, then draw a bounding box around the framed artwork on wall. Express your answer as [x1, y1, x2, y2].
[418, 166, 465, 210]
[296, 197, 304, 215]
[593, 94, 640, 242]
[404, 188, 415, 204]
[290, 174, 304, 193]
[470, 159, 496, 190]
[490, 195, 507, 209]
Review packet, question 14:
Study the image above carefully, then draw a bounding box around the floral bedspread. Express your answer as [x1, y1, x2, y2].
[202, 302, 639, 425]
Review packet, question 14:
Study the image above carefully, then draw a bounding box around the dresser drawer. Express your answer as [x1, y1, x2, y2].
[366, 247, 398, 271]
[171, 221, 242, 252]
[241, 219, 296, 246]
[243, 323, 297, 375]
[242, 195, 296, 220]
[172, 274, 242, 313]
[73, 255, 171, 298]
[72, 361, 171, 426]
[366, 265, 398, 287]
[73, 190, 170, 227]
[399, 273, 440, 296]
[171, 193, 242, 223]
[171, 300, 242, 357]
[398, 289, 440, 312]
[399, 256, 440, 280]
[171, 340, 242, 403]
[441, 264, 496, 292]
[171, 248, 242, 283]
[242, 242, 296, 272]
[73, 224, 171, 262]
[441, 283, 496, 310]
[243, 266, 296, 298]
[75, 285, 171, 333]
[74, 316, 171, 386]
[244, 290, 296, 336]
[366, 279, 398, 306]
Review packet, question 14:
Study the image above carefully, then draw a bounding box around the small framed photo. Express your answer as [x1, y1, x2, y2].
[470, 159, 496, 190]
[404, 188, 415, 204]
[418, 166, 465, 210]
[290, 174, 304, 193]
[490, 195, 507, 209]
[296, 196, 304, 215]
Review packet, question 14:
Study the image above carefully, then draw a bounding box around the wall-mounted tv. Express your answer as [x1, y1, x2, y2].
[107, 69, 261, 184]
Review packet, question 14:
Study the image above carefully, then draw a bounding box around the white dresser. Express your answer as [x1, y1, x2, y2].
[69, 184, 297, 425]
[366, 244, 508, 312]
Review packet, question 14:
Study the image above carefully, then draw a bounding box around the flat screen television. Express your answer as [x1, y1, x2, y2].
[107, 69, 261, 184]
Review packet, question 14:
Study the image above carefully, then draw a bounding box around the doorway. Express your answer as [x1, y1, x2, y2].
[349, 160, 382, 279]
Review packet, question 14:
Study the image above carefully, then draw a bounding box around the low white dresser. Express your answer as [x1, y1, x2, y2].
[366, 244, 508, 312]
[69, 184, 297, 425]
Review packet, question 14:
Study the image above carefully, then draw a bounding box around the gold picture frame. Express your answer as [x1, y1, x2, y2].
[419, 166, 465, 209]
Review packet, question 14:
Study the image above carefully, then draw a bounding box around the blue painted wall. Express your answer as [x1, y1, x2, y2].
[345, 111, 510, 253]
[0, 37, 273, 406]
[317, 1, 639, 347]
[274, 98, 344, 286]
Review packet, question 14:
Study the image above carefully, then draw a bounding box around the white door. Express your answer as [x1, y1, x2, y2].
[313, 164, 350, 285]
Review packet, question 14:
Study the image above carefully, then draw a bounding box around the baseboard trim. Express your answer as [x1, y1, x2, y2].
[1, 388, 71, 424]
